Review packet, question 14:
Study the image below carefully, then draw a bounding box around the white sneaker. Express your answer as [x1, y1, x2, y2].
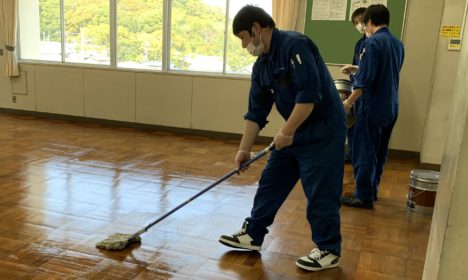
[296, 248, 340, 271]
[218, 222, 262, 251]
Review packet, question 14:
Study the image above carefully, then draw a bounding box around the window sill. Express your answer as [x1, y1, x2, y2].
[18, 60, 251, 81]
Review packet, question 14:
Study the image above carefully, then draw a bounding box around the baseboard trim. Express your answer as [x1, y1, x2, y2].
[417, 162, 441, 171]
[388, 149, 419, 160]
[0, 108, 274, 144]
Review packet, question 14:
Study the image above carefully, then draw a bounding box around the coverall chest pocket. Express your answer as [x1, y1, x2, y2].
[273, 67, 291, 89]
[273, 67, 296, 102]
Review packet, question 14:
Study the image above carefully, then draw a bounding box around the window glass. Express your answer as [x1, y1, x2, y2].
[170, 0, 225, 72]
[64, 0, 110, 65]
[117, 0, 164, 70]
[19, 0, 62, 61]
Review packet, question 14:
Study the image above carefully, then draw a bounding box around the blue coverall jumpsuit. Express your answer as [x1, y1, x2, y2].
[352, 27, 405, 203]
[244, 29, 346, 256]
[346, 35, 367, 160]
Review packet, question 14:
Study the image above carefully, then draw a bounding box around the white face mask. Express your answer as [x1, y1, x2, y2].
[246, 30, 264, 56]
[355, 23, 365, 34]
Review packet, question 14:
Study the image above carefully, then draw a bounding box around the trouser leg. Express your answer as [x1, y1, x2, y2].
[373, 119, 397, 199]
[296, 130, 345, 255]
[346, 125, 354, 159]
[246, 149, 300, 243]
[352, 116, 382, 203]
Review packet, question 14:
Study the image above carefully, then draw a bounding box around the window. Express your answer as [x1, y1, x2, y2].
[117, 0, 163, 70]
[64, 0, 110, 64]
[18, 0, 272, 74]
[19, 0, 62, 61]
[170, 0, 225, 72]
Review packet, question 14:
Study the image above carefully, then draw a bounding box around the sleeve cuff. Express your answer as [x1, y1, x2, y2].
[244, 112, 268, 129]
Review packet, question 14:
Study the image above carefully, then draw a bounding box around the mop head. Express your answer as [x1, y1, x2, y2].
[95, 233, 141, 250]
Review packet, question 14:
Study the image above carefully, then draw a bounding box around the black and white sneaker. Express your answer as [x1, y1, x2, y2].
[295, 248, 340, 271]
[218, 222, 262, 251]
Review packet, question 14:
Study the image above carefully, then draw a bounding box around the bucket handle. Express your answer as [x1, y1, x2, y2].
[407, 189, 427, 199]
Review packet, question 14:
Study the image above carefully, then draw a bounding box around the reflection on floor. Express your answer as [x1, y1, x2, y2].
[0, 113, 431, 279]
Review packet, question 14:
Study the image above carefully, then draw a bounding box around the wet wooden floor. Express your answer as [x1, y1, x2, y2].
[0, 112, 431, 279]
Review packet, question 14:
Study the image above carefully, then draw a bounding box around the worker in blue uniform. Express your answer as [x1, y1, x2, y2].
[218, 5, 346, 272]
[341, 7, 367, 163]
[340, 4, 405, 209]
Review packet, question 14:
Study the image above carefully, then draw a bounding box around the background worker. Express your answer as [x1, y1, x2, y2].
[341, 7, 367, 163]
[340, 4, 405, 209]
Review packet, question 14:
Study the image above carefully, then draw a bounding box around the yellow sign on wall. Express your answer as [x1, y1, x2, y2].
[440, 25, 461, 38]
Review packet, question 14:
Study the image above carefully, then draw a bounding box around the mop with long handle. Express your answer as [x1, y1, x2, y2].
[96, 144, 275, 250]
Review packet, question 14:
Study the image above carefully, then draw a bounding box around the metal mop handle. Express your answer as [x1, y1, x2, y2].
[130, 144, 275, 239]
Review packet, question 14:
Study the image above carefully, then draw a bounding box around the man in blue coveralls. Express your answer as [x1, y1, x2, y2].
[218, 5, 346, 271]
[341, 7, 367, 163]
[340, 4, 405, 209]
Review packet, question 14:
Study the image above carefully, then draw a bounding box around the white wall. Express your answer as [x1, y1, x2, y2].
[420, 0, 467, 164]
[395, 0, 445, 153]
[35, 65, 83, 116]
[136, 73, 192, 128]
[423, 8, 468, 278]
[84, 69, 135, 122]
[191, 77, 249, 134]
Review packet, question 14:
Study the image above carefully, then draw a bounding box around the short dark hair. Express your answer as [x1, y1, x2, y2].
[351, 7, 366, 24]
[233, 5, 276, 36]
[363, 4, 390, 26]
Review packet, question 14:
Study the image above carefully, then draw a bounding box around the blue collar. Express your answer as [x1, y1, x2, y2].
[375, 27, 389, 34]
[258, 28, 279, 62]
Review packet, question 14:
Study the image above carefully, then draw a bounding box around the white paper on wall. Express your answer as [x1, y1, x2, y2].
[312, 0, 332, 20]
[311, 0, 348, 21]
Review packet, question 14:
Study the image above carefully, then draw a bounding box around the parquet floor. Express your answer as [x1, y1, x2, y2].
[0, 112, 431, 279]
